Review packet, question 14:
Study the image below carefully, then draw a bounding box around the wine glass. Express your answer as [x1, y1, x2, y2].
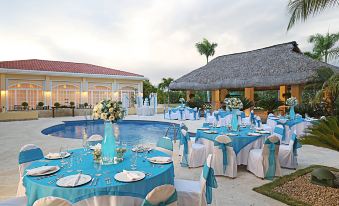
[130, 152, 137, 170]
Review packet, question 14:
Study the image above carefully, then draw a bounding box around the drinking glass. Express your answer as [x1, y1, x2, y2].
[94, 162, 102, 176]
[130, 152, 137, 170]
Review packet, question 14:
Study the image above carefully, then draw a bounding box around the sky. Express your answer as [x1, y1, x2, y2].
[0, 0, 338, 85]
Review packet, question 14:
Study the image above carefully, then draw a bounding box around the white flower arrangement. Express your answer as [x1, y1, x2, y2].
[224, 98, 243, 109]
[92, 99, 125, 122]
[286, 97, 298, 107]
[179, 98, 186, 104]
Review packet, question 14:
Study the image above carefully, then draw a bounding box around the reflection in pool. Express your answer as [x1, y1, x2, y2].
[42, 120, 179, 145]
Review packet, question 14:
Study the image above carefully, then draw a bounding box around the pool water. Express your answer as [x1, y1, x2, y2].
[42, 120, 179, 145]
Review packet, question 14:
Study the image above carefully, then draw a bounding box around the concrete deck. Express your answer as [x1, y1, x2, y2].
[0, 114, 338, 205]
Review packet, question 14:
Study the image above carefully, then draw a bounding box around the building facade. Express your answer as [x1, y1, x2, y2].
[0, 59, 146, 111]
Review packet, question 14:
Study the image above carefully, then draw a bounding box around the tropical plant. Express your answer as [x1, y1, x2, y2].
[305, 67, 335, 91]
[304, 51, 322, 60]
[54, 102, 60, 108]
[256, 98, 284, 114]
[21, 102, 28, 110]
[38, 102, 44, 107]
[287, 0, 339, 30]
[300, 116, 339, 151]
[158, 77, 174, 104]
[84, 102, 89, 108]
[239, 96, 254, 111]
[307, 32, 339, 63]
[70, 101, 75, 107]
[143, 80, 157, 99]
[195, 38, 218, 63]
[314, 73, 339, 115]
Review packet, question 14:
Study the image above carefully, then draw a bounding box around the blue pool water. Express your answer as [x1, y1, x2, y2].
[42, 120, 179, 145]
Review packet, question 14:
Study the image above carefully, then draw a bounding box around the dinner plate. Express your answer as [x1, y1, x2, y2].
[45, 152, 71, 160]
[131, 147, 152, 153]
[57, 174, 92, 187]
[248, 133, 261, 136]
[203, 131, 218, 134]
[258, 130, 271, 134]
[148, 156, 173, 164]
[197, 128, 209, 130]
[27, 166, 60, 177]
[226, 133, 238, 136]
[114, 171, 145, 182]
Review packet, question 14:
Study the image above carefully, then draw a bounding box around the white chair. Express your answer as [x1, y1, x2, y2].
[87, 134, 103, 146]
[247, 135, 282, 179]
[211, 135, 237, 178]
[175, 154, 217, 206]
[256, 116, 272, 133]
[17, 144, 44, 197]
[0, 197, 26, 206]
[179, 129, 206, 168]
[273, 125, 286, 144]
[155, 137, 173, 156]
[33, 196, 72, 206]
[279, 130, 299, 169]
[141, 185, 177, 206]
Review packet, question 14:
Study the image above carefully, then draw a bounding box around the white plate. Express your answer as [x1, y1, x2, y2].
[131, 147, 152, 153]
[56, 174, 92, 187]
[45, 152, 71, 160]
[148, 156, 173, 164]
[248, 133, 261, 136]
[269, 117, 279, 120]
[226, 133, 238, 136]
[204, 131, 218, 134]
[197, 128, 209, 130]
[27, 166, 60, 176]
[258, 130, 271, 134]
[114, 171, 145, 182]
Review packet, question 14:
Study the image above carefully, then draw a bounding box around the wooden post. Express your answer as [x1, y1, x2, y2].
[0, 74, 6, 112]
[211, 90, 220, 109]
[279, 85, 288, 115]
[244, 87, 254, 116]
[186, 90, 192, 101]
[219, 89, 228, 102]
[291, 85, 302, 104]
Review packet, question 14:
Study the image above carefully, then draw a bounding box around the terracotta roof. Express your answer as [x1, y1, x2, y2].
[0, 59, 144, 77]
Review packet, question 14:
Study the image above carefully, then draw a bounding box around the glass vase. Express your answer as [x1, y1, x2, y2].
[289, 106, 295, 120]
[101, 120, 116, 165]
[231, 109, 239, 131]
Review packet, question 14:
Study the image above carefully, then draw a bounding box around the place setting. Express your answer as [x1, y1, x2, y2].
[56, 172, 92, 187]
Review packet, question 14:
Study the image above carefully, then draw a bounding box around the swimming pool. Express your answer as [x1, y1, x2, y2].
[42, 120, 179, 145]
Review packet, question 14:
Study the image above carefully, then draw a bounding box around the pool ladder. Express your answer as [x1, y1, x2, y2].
[165, 123, 178, 143]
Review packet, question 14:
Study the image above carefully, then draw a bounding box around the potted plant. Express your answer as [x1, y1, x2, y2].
[37, 102, 44, 110]
[21, 102, 28, 110]
[54, 102, 60, 108]
[84, 102, 89, 108]
[70, 101, 75, 107]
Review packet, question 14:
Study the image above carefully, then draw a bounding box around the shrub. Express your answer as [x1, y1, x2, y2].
[256, 98, 283, 113]
[54, 102, 60, 108]
[84, 102, 88, 108]
[38, 102, 44, 107]
[70, 101, 75, 107]
[21, 102, 28, 109]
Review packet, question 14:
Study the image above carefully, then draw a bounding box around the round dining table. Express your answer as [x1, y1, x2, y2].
[195, 126, 268, 165]
[23, 148, 174, 206]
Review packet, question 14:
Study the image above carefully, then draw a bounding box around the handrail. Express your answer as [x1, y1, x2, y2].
[165, 123, 178, 143]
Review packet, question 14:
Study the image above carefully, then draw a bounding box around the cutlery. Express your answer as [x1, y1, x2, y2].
[89, 177, 95, 186]
[94, 177, 99, 186]
[74, 171, 82, 186]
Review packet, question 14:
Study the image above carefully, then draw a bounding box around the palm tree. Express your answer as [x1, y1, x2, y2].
[308, 32, 339, 63]
[195, 38, 218, 64]
[158, 78, 174, 104]
[315, 73, 339, 115]
[287, 0, 339, 30]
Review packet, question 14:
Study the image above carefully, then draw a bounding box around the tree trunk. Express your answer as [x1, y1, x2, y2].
[206, 56, 209, 64]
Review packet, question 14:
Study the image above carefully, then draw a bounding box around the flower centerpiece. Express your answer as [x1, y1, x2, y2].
[179, 97, 186, 107]
[224, 98, 243, 131]
[93, 100, 125, 165]
[115, 147, 127, 163]
[286, 97, 298, 120]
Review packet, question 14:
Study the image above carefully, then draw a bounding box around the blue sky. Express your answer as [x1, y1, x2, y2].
[0, 0, 338, 84]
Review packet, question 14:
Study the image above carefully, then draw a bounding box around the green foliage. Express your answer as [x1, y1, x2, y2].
[84, 102, 88, 107]
[70, 101, 75, 107]
[21, 102, 28, 108]
[295, 102, 328, 118]
[256, 98, 283, 113]
[308, 32, 339, 62]
[38, 102, 44, 107]
[186, 96, 204, 109]
[239, 96, 254, 111]
[301, 116, 339, 151]
[287, 0, 339, 30]
[143, 80, 157, 99]
[195, 38, 218, 63]
[304, 51, 322, 60]
[54, 102, 60, 108]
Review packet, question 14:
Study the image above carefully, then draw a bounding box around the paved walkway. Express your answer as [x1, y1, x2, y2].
[0, 114, 338, 205]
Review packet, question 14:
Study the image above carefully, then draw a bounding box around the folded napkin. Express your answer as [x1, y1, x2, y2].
[27, 166, 58, 176]
[122, 170, 142, 180]
[45, 152, 61, 159]
[248, 133, 261, 136]
[258, 130, 270, 134]
[148, 156, 172, 163]
[60, 173, 83, 187]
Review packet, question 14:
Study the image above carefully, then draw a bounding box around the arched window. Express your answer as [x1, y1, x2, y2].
[52, 82, 81, 106]
[119, 86, 137, 108]
[88, 84, 112, 106]
[7, 80, 44, 110]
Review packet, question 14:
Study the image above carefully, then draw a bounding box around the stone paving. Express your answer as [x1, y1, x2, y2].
[0, 114, 338, 205]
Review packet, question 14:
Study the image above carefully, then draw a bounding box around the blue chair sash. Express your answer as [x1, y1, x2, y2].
[255, 119, 262, 128]
[179, 110, 184, 120]
[264, 139, 280, 180]
[214, 113, 219, 121]
[274, 126, 285, 141]
[214, 142, 232, 173]
[180, 132, 189, 167]
[202, 123, 210, 128]
[157, 138, 173, 152]
[291, 133, 301, 156]
[141, 191, 177, 206]
[250, 112, 255, 125]
[19, 148, 44, 164]
[240, 112, 246, 119]
[203, 164, 218, 204]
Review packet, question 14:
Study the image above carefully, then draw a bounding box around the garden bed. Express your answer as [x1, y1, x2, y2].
[253, 165, 339, 206]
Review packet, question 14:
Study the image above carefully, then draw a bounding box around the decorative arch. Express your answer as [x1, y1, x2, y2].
[88, 83, 112, 105]
[51, 81, 81, 106]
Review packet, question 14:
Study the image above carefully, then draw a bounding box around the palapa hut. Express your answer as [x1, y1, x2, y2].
[169, 41, 339, 112]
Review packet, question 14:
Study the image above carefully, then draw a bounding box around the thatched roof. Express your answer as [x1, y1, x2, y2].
[169, 41, 339, 90]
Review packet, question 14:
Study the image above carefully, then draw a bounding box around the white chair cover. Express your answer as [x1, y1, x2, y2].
[73, 196, 142, 206]
[279, 130, 299, 169]
[17, 144, 44, 197]
[0, 196, 26, 206]
[175, 154, 213, 206]
[33, 196, 72, 206]
[247, 135, 282, 179]
[273, 125, 284, 141]
[211, 135, 237, 178]
[180, 129, 206, 168]
[143, 185, 177, 206]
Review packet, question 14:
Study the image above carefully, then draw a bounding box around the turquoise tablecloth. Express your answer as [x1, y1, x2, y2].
[269, 117, 305, 127]
[23, 148, 174, 206]
[195, 127, 267, 154]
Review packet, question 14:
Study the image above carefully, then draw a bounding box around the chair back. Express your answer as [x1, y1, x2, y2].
[142, 184, 177, 206]
[18, 144, 44, 165]
[33, 196, 72, 206]
[262, 135, 280, 180]
[200, 154, 217, 205]
[156, 137, 173, 156]
[215, 135, 232, 173]
[273, 125, 284, 140]
[215, 135, 232, 144]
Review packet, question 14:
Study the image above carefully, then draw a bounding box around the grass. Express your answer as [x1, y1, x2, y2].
[253, 165, 339, 206]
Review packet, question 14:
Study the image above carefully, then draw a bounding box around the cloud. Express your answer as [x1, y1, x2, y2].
[0, 0, 338, 84]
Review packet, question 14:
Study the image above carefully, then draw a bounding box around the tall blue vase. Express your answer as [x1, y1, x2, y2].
[231, 109, 239, 131]
[101, 121, 116, 165]
[289, 106, 295, 120]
